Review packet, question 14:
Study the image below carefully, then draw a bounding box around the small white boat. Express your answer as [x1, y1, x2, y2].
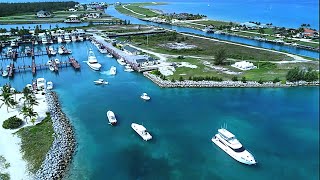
[6, 47, 13, 56]
[106, 54, 113, 58]
[42, 37, 48, 44]
[25, 46, 31, 54]
[117, 58, 126, 66]
[49, 65, 55, 71]
[47, 60, 52, 65]
[107, 110, 117, 125]
[94, 79, 108, 85]
[10, 41, 16, 47]
[57, 36, 63, 43]
[49, 46, 57, 55]
[54, 58, 60, 64]
[47, 81, 53, 90]
[78, 36, 84, 41]
[131, 123, 152, 141]
[87, 49, 102, 71]
[71, 35, 77, 42]
[124, 65, 134, 72]
[109, 66, 116, 75]
[58, 46, 64, 54]
[212, 128, 257, 165]
[26, 84, 33, 91]
[64, 35, 71, 43]
[141, 93, 150, 101]
[2, 70, 8, 77]
[36, 78, 46, 90]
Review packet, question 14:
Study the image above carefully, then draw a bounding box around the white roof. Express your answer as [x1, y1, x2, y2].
[218, 128, 235, 139]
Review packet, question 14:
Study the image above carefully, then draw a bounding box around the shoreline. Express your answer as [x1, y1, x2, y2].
[35, 91, 76, 179]
[143, 72, 319, 88]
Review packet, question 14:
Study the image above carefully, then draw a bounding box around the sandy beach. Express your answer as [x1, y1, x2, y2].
[0, 92, 48, 179]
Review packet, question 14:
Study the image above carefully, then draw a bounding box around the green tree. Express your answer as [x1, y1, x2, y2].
[258, 78, 263, 84]
[231, 76, 238, 81]
[258, 28, 265, 35]
[20, 105, 30, 124]
[30, 118, 36, 125]
[179, 76, 184, 81]
[241, 76, 247, 83]
[214, 48, 227, 65]
[0, 85, 17, 113]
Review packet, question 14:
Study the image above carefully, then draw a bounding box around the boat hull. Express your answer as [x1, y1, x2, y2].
[211, 136, 256, 165]
[87, 62, 101, 71]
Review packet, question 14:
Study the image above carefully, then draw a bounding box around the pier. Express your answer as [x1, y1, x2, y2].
[106, 30, 166, 37]
[32, 58, 36, 75]
[68, 57, 80, 70]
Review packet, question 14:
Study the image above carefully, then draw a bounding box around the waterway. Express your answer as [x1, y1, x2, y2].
[0, 41, 318, 180]
[106, 6, 319, 59]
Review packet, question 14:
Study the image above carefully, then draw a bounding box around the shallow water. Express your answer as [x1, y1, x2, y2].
[2, 41, 319, 180]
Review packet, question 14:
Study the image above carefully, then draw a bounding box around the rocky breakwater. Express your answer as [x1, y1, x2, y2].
[35, 91, 76, 180]
[144, 72, 319, 88]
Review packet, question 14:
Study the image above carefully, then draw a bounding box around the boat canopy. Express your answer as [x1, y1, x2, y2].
[218, 129, 235, 139]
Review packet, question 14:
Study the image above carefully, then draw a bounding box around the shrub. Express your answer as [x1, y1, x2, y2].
[258, 79, 264, 84]
[273, 77, 280, 83]
[231, 76, 238, 81]
[179, 76, 184, 81]
[241, 76, 247, 83]
[2, 116, 23, 129]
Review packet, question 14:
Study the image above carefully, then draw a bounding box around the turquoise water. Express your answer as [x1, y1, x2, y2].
[1, 42, 319, 179]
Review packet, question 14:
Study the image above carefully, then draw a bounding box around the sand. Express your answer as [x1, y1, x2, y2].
[0, 92, 48, 179]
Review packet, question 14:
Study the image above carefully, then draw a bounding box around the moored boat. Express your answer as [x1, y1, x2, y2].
[107, 110, 117, 125]
[131, 123, 152, 141]
[109, 66, 116, 75]
[47, 81, 53, 90]
[87, 49, 101, 71]
[117, 58, 126, 66]
[140, 93, 150, 101]
[211, 128, 257, 165]
[94, 79, 108, 85]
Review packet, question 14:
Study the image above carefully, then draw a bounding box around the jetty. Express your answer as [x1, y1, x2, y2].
[8, 63, 14, 77]
[32, 58, 36, 75]
[51, 59, 59, 72]
[68, 57, 80, 70]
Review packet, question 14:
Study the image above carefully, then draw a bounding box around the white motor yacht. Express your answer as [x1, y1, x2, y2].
[131, 123, 152, 141]
[49, 46, 57, 55]
[117, 58, 126, 66]
[36, 78, 46, 90]
[54, 58, 60, 64]
[71, 35, 77, 42]
[78, 36, 84, 41]
[141, 93, 150, 101]
[58, 46, 64, 54]
[57, 36, 63, 43]
[109, 66, 116, 75]
[107, 54, 113, 58]
[211, 128, 257, 165]
[94, 79, 108, 85]
[47, 60, 52, 65]
[107, 110, 117, 125]
[10, 41, 16, 47]
[49, 65, 55, 72]
[87, 49, 102, 71]
[124, 65, 134, 72]
[42, 37, 48, 44]
[6, 47, 13, 56]
[64, 35, 71, 43]
[25, 46, 31, 54]
[47, 81, 53, 90]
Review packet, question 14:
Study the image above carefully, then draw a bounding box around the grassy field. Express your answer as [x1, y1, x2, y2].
[248, 28, 275, 35]
[192, 20, 235, 27]
[126, 32, 291, 61]
[16, 113, 54, 173]
[115, 2, 165, 18]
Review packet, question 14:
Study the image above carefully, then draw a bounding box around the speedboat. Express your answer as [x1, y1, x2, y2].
[131, 123, 152, 141]
[47, 60, 52, 65]
[109, 66, 116, 75]
[49, 65, 55, 72]
[47, 81, 53, 90]
[94, 79, 108, 85]
[2, 70, 8, 77]
[25, 46, 31, 55]
[211, 128, 257, 165]
[42, 37, 48, 44]
[117, 58, 126, 66]
[10, 41, 16, 47]
[124, 65, 134, 72]
[57, 36, 63, 43]
[107, 54, 113, 58]
[54, 58, 60, 64]
[6, 47, 13, 56]
[36, 78, 46, 90]
[58, 46, 64, 54]
[107, 110, 117, 125]
[140, 93, 150, 101]
[64, 35, 71, 43]
[49, 46, 57, 55]
[71, 35, 77, 42]
[87, 49, 102, 71]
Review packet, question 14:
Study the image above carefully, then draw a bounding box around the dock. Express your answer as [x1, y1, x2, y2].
[51, 59, 59, 72]
[32, 58, 36, 75]
[68, 57, 80, 70]
[8, 63, 14, 77]
[106, 30, 166, 38]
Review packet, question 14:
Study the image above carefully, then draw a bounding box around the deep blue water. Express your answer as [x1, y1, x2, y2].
[1, 0, 318, 29]
[0, 42, 319, 180]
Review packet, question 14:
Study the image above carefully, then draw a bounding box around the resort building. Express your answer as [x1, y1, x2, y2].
[240, 22, 258, 29]
[123, 45, 140, 55]
[36, 10, 52, 18]
[84, 12, 101, 19]
[68, 8, 77, 12]
[302, 28, 318, 38]
[231, 61, 257, 71]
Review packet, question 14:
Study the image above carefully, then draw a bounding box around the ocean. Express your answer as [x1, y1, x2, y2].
[0, 42, 319, 179]
[1, 0, 319, 29]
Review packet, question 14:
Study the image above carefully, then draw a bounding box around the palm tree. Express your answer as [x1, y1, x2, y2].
[27, 107, 38, 123]
[28, 95, 39, 108]
[19, 87, 32, 105]
[20, 105, 30, 123]
[0, 85, 16, 112]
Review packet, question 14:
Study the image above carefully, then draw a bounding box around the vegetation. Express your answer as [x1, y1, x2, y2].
[2, 116, 23, 129]
[214, 48, 227, 65]
[0, 85, 17, 113]
[126, 32, 290, 62]
[0, 156, 10, 180]
[286, 67, 318, 82]
[0, 1, 78, 17]
[16, 113, 54, 173]
[115, 2, 165, 18]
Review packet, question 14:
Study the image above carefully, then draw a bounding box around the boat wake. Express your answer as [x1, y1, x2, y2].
[100, 70, 113, 75]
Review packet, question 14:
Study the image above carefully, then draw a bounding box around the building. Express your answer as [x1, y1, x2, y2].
[84, 12, 101, 19]
[64, 15, 81, 23]
[68, 8, 77, 12]
[240, 22, 258, 29]
[231, 61, 257, 71]
[123, 45, 140, 55]
[303, 28, 318, 38]
[36, 10, 52, 18]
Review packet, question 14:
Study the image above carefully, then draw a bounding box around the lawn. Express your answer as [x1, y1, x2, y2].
[193, 20, 234, 27]
[248, 28, 275, 35]
[127, 32, 291, 62]
[16, 113, 54, 173]
[115, 2, 165, 18]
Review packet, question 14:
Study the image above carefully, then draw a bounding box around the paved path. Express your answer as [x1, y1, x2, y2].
[122, 5, 146, 17]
